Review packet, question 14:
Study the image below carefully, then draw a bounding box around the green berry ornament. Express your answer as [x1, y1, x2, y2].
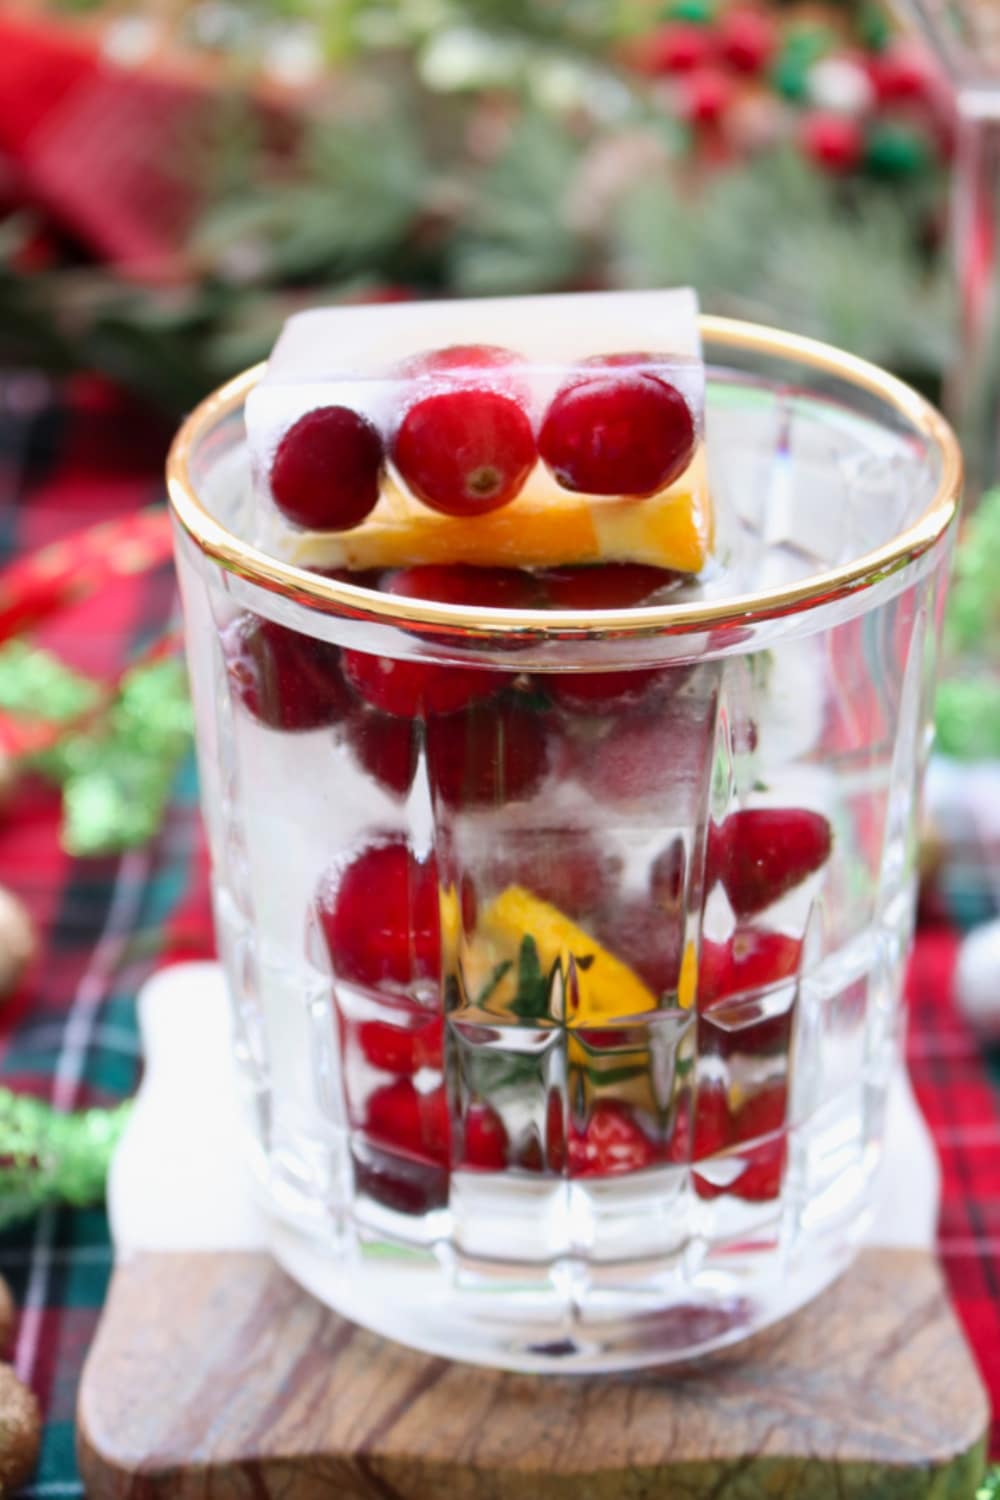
[865, 121, 933, 178]
[660, 0, 715, 24]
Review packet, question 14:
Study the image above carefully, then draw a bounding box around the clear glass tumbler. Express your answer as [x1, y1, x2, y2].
[166, 319, 960, 1372]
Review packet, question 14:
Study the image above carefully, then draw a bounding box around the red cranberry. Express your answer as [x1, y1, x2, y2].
[461, 1102, 509, 1169]
[733, 1080, 787, 1143]
[357, 1015, 444, 1075]
[538, 564, 680, 610]
[691, 1082, 732, 1162]
[353, 1153, 447, 1216]
[269, 406, 383, 530]
[730, 1083, 787, 1201]
[223, 614, 351, 731]
[401, 344, 526, 383]
[546, 1087, 566, 1174]
[801, 113, 864, 174]
[427, 698, 549, 810]
[716, 8, 775, 73]
[593, 897, 684, 996]
[565, 698, 713, 806]
[698, 928, 802, 1006]
[393, 389, 536, 516]
[317, 839, 440, 989]
[568, 1101, 657, 1177]
[545, 666, 675, 714]
[697, 930, 800, 1059]
[692, 1080, 787, 1201]
[342, 648, 500, 719]
[650, 837, 686, 911]
[385, 564, 541, 609]
[345, 710, 417, 797]
[707, 808, 833, 917]
[364, 1079, 450, 1165]
[539, 355, 696, 497]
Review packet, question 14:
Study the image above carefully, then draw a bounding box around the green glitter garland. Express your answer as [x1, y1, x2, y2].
[0, 642, 102, 724]
[33, 656, 193, 857]
[0, 1090, 130, 1230]
[0, 643, 193, 856]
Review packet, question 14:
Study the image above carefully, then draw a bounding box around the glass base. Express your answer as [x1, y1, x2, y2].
[268, 1211, 866, 1374]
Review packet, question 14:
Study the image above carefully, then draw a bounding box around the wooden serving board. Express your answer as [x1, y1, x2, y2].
[78, 1246, 988, 1499]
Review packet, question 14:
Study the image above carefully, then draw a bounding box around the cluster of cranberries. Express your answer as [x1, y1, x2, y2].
[221, 585, 832, 1209]
[312, 799, 827, 1203]
[268, 344, 697, 531]
[221, 561, 685, 798]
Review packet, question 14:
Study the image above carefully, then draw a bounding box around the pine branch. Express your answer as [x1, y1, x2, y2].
[449, 108, 588, 294]
[611, 150, 953, 377]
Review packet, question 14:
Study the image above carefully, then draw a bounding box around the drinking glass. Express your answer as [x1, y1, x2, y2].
[166, 319, 960, 1371]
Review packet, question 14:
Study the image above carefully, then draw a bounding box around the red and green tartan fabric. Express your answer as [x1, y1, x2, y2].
[0, 380, 997, 1494]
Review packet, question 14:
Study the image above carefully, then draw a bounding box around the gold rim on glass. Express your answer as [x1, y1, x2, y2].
[166, 316, 962, 641]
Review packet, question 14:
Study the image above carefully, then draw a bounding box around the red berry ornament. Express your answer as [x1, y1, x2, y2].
[645, 22, 713, 74]
[679, 66, 733, 127]
[716, 8, 775, 73]
[223, 614, 351, 731]
[539, 354, 696, 497]
[801, 112, 864, 173]
[317, 839, 441, 989]
[868, 42, 935, 108]
[269, 406, 384, 530]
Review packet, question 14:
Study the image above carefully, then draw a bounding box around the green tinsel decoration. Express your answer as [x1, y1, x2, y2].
[32, 657, 193, 857]
[0, 1090, 130, 1230]
[0, 642, 101, 723]
[0, 643, 193, 856]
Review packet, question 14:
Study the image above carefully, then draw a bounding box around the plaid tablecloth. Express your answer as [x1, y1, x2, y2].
[0, 380, 997, 1495]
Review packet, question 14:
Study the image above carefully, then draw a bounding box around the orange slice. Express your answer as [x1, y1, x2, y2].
[280, 452, 712, 577]
[479, 886, 658, 1025]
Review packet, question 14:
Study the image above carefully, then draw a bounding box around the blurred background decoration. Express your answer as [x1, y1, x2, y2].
[3, 0, 999, 910]
[0, 0, 957, 414]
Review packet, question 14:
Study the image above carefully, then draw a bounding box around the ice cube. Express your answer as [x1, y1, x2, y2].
[244, 289, 711, 577]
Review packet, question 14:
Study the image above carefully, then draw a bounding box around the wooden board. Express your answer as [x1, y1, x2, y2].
[77, 1247, 988, 1500]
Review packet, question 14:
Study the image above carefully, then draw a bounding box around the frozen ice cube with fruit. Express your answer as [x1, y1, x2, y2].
[244, 288, 712, 576]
